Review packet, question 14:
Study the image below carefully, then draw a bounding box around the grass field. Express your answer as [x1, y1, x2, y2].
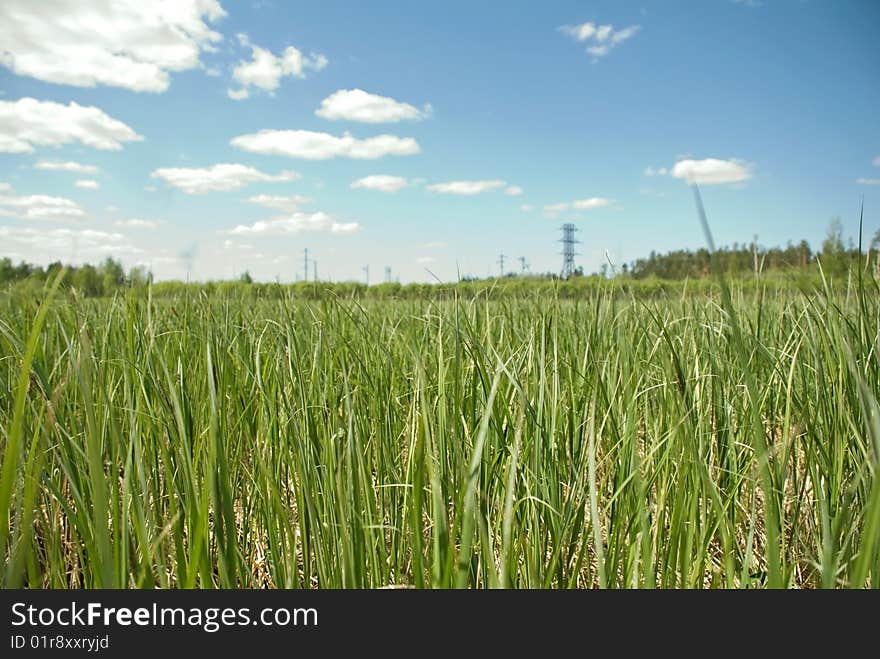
[1, 273, 879, 588]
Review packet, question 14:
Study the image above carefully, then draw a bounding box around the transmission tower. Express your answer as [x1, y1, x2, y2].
[313, 261, 318, 283]
[384, 265, 392, 283]
[303, 247, 309, 283]
[363, 265, 370, 285]
[518, 256, 529, 274]
[498, 252, 506, 277]
[560, 223, 580, 279]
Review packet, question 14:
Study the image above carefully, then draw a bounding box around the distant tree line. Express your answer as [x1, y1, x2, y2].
[0, 257, 150, 296]
[2, 221, 877, 298]
[624, 220, 876, 280]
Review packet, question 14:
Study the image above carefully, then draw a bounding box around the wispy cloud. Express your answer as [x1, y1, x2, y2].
[560, 22, 641, 60]
[228, 211, 359, 236]
[35, 160, 99, 174]
[543, 197, 614, 218]
[231, 129, 420, 160]
[426, 180, 507, 195]
[350, 175, 410, 192]
[151, 163, 300, 194]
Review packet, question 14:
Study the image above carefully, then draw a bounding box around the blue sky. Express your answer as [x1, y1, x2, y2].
[1, 0, 878, 282]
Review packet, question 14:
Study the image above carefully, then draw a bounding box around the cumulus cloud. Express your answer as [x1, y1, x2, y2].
[426, 180, 507, 195]
[543, 197, 613, 218]
[35, 160, 99, 174]
[560, 22, 641, 59]
[505, 185, 523, 196]
[230, 129, 420, 160]
[350, 175, 409, 192]
[670, 158, 752, 184]
[0, 98, 143, 153]
[245, 194, 312, 211]
[228, 211, 359, 236]
[150, 163, 300, 194]
[75, 179, 100, 190]
[227, 33, 327, 99]
[0, 0, 226, 92]
[316, 89, 430, 123]
[857, 178, 880, 186]
[0, 184, 87, 221]
[115, 218, 162, 229]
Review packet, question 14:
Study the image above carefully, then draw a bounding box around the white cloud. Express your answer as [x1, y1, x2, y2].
[504, 185, 523, 196]
[228, 33, 326, 98]
[0, 0, 226, 93]
[670, 158, 752, 185]
[426, 180, 506, 195]
[643, 166, 668, 176]
[0, 226, 141, 260]
[35, 160, 99, 174]
[0, 185, 87, 221]
[0, 98, 143, 153]
[560, 22, 641, 59]
[230, 129, 420, 160]
[573, 197, 613, 210]
[350, 175, 409, 192]
[246, 194, 312, 211]
[118, 219, 159, 233]
[873, 156, 880, 167]
[543, 197, 613, 217]
[857, 178, 880, 186]
[115, 218, 161, 229]
[75, 179, 100, 190]
[228, 211, 359, 236]
[316, 89, 429, 123]
[150, 163, 300, 194]
[520, 204, 533, 212]
[416, 256, 435, 264]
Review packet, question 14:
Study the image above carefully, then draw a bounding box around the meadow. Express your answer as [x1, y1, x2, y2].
[1, 271, 879, 588]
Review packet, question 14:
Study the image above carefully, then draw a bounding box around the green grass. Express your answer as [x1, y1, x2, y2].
[1, 273, 879, 588]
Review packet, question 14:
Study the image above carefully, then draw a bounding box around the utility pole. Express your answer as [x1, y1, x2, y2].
[518, 256, 528, 274]
[560, 223, 580, 279]
[303, 248, 309, 283]
[313, 261, 317, 283]
[363, 265, 370, 286]
[498, 252, 505, 277]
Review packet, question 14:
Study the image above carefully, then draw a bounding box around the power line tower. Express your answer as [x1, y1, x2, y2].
[560, 223, 580, 279]
[303, 247, 309, 283]
[363, 265, 370, 286]
[313, 261, 318, 283]
[497, 252, 505, 277]
[518, 256, 529, 274]
[384, 265, 392, 283]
